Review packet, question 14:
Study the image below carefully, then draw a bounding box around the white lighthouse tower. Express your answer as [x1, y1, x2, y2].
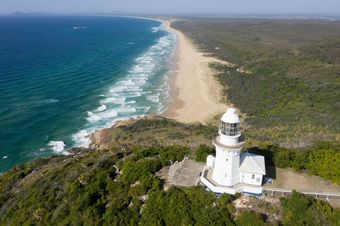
[212, 108, 243, 186]
[201, 107, 266, 195]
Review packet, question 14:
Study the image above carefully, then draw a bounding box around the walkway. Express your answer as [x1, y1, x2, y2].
[169, 157, 205, 187]
[262, 188, 340, 201]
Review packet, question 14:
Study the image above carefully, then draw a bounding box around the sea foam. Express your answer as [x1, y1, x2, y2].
[72, 20, 176, 148]
[86, 111, 102, 122]
[48, 141, 68, 155]
[95, 105, 107, 112]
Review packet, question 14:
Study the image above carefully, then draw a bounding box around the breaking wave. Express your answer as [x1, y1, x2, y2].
[48, 141, 69, 155]
[72, 21, 176, 148]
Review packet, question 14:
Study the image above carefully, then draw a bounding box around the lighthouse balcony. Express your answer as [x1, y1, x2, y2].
[200, 166, 262, 195]
[213, 136, 245, 149]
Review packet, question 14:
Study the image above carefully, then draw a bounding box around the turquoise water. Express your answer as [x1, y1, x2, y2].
[0, 16, 176, 172]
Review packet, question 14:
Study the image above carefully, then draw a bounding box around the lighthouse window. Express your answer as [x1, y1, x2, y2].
[220, 122, 240, 136]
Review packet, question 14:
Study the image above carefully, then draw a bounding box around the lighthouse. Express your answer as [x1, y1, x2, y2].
[212, 108, 243, 186]
[201, 107, 266, 195]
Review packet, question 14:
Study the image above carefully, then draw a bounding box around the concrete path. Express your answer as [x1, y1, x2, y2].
[169, 157, 205, 187]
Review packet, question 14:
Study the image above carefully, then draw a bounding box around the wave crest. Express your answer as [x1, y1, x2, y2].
[48, 141, 68, 155]
[72, 21, 176, 148]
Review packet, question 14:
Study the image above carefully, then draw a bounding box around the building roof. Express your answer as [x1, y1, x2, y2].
[239, 152, 266, 175]
[221, 108, 240, 124]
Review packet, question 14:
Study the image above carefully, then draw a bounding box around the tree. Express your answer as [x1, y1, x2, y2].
[235, 211, 267, 226]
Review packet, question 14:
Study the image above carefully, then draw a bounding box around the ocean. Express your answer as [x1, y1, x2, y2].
[0, 16, 176, 172]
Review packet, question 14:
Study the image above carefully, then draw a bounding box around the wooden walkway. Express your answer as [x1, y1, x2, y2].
[263, 188, 340, 200]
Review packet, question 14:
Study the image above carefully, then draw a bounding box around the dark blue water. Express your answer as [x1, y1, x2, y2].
[0, 16, 176, 172]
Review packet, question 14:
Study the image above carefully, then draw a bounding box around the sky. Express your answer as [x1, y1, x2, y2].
[0, 0, 339, 15]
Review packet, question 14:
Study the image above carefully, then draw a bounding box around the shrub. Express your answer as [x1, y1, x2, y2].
[195, 144, 215, 162]
[235, 211, 267, 226]
[281, 191, 340, 226]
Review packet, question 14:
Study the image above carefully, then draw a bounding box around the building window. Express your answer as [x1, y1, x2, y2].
[256, 178, 260, 182]
[220, 122, 240, 136]
[226, 158, 228, 162]
[252, 174, 255, 179]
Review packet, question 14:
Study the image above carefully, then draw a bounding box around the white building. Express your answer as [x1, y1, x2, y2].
[200, 108, 266, 195]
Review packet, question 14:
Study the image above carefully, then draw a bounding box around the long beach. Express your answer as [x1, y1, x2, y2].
[162, 19, 227, 123]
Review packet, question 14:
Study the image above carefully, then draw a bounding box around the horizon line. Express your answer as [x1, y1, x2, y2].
[1, 11, 340, 17]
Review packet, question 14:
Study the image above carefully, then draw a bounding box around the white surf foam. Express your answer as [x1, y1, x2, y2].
[116, 106, 136, 114]
[48, 141, 68, 155]
[122, 92, 142, 98]
[151, 22, 165, 33]
[95, 105, 107, 112]
[72, 20, 176, 148]
[99, 97, 116, 104]
[98, 109, 118, 119]
[73, 130, 91, 148]
[146, 94, 160, 103]
[100, 97, 126, 105]
[125, 100, 136, 104]
[86, 111, 102, 122]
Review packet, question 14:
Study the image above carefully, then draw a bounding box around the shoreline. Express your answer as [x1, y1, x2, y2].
[87, 17, 229, 150]
[91, 15, 229, 124]
[161, 19, 227, 123]
[81, 16, 231, 152]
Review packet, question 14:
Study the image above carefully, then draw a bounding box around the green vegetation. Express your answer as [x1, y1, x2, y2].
[94, 116, 340, 184]
[92, 116, 340, 184]
[1, 142, 339, 225]
[235, 211, 268, 226]
[280, 191, 340, 226]
[194, 144, 215, 162]
[0, 145, 188, 225]
[250, 141, 340, 184]
[274, 142, 340, 184]
[1, 18, 340, 225]
[0, 116, 339, 225]
[172, 18, 340, 146]
[93, 117, 340, 184]
[141, 187, 235, 225]
[0, 145, 253, 225]
[92, 117, 216, 149]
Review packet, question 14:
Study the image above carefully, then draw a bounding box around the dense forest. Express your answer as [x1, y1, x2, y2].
[172, 18, 340, 147]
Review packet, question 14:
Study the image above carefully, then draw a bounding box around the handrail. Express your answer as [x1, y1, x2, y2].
[262, 188, 340, 199]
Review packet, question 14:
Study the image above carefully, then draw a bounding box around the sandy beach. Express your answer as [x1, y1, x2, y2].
[162, 20, 228, 123]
